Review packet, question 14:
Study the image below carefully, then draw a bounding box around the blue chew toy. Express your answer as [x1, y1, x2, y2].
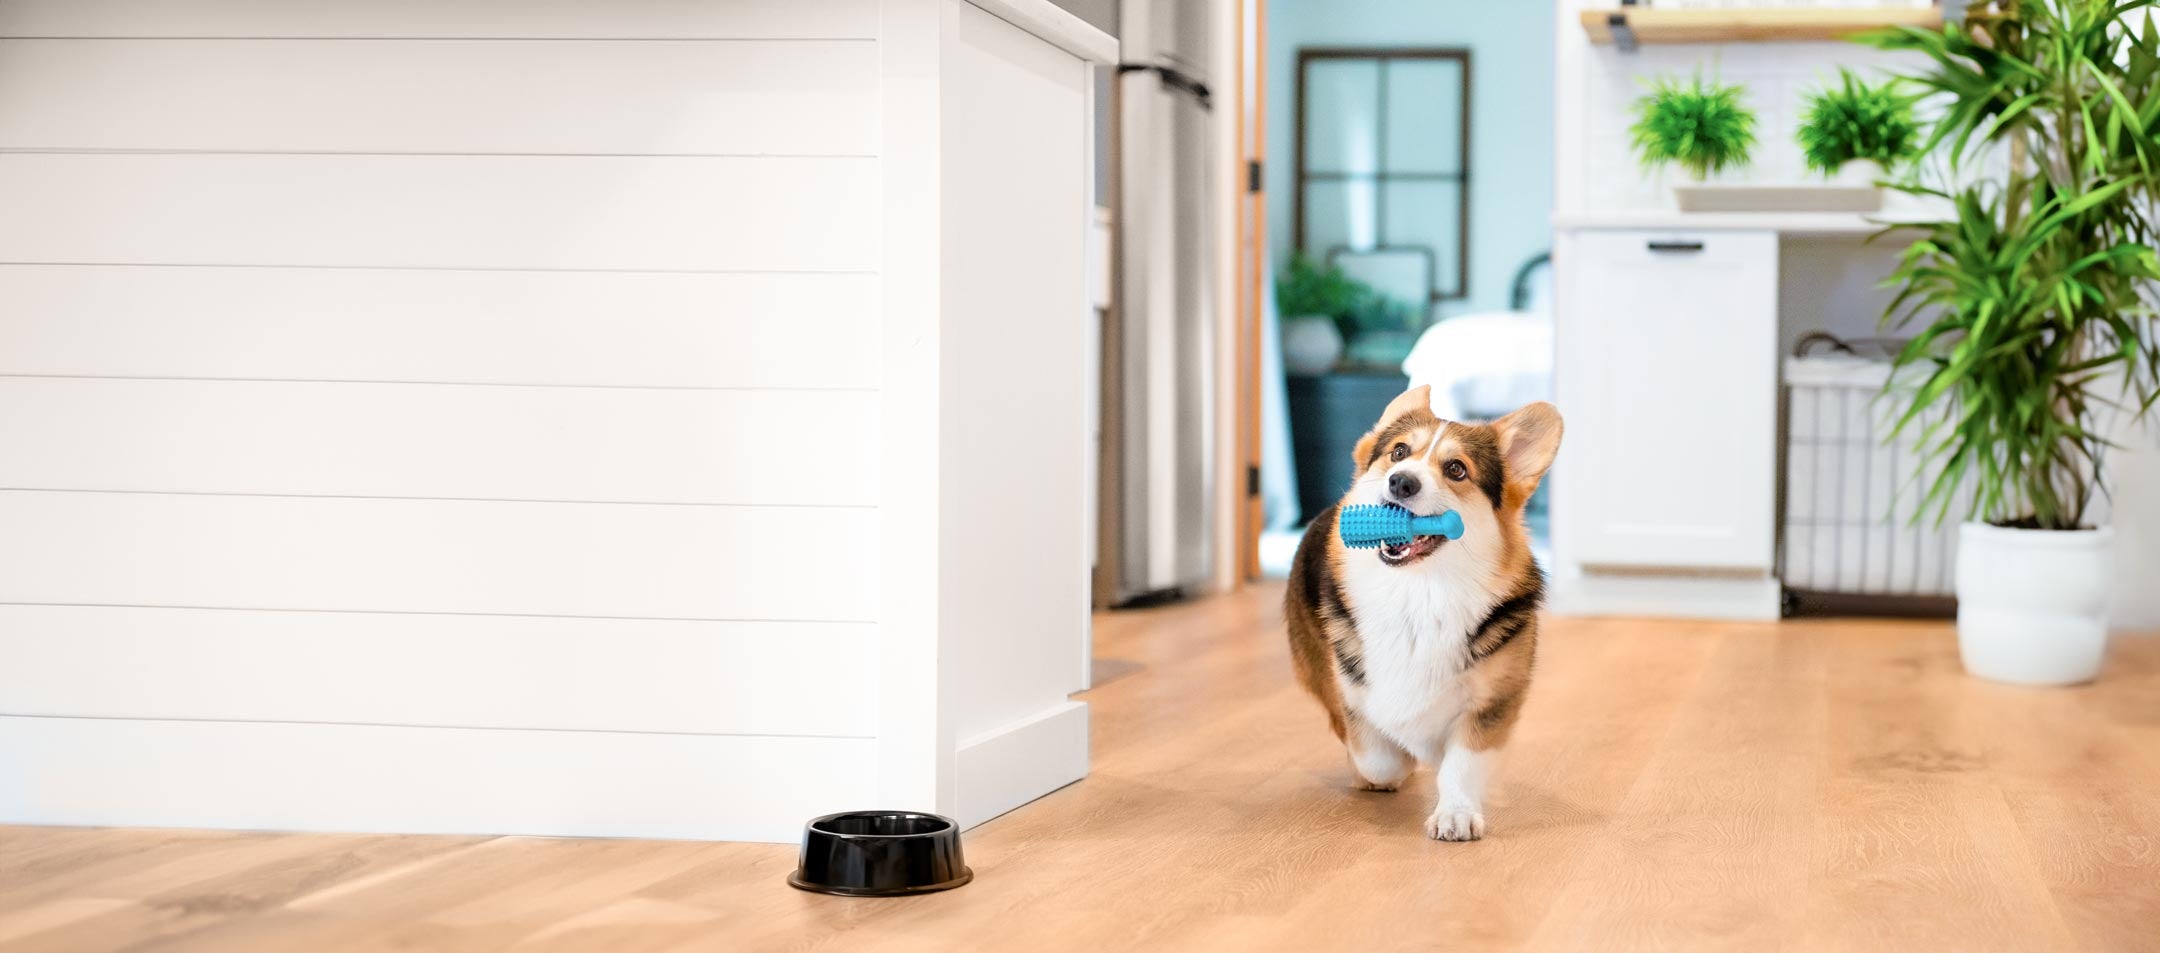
[1338, 505, 1464, 548]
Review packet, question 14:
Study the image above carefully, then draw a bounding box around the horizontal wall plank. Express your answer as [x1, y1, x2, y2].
[0, 379, 877, 506]
[0, 491, 876, 621]
[0, 715, 870, 842]
[0, 153, 875, 271]
[0, 0, 876, 39]
[0, 605, 875, 737]
[0, 39, 874, 155]
[0, 266, 877, 388]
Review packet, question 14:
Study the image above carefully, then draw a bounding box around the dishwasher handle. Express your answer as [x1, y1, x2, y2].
[1645, 239, 1707, 253]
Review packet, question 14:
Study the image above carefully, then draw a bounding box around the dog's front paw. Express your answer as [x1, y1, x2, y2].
[1353, 778, 1400, 793]
[1424, 808, 1485, 841]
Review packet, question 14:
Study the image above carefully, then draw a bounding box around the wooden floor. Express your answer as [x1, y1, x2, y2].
[6, 584, 2160, 952]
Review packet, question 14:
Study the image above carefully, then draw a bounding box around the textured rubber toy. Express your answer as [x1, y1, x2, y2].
[1338, 505, 1465, 548]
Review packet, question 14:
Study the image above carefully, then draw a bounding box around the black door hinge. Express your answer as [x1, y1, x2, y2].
[1246, 464, 1262, 496]
[1246, 160, 1263, 194]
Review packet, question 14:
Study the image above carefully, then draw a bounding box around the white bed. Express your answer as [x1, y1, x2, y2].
[1401, 254, 1553, 421]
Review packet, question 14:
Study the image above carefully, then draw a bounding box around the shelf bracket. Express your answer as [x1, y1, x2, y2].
[1607, 12, 1638, 52]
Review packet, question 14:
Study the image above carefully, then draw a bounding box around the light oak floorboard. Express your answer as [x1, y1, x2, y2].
[2, 583, 2156, 952]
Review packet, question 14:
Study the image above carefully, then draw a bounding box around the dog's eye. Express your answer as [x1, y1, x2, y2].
[1389, 443, 1411, 463]
[1444, 460, 1468, 481]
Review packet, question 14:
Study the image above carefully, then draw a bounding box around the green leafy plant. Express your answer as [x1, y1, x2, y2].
[1628, 74, 1758, 179]
[1863, 0, 2160, 530]
[1275, 252, 1367, 320]
[1795, 68, 1921, 174]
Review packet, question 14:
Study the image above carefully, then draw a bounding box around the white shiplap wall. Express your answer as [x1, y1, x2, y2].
[0, 0, 882, 841]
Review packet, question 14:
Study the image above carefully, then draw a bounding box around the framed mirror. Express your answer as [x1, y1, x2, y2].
[1294, 48, 1471, 305]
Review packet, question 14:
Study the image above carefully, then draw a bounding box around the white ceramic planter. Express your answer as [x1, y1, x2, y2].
[1282, 314, 1344, 377]
[1830, 159, 1886, 187]
[1955, 522, 2114, 685]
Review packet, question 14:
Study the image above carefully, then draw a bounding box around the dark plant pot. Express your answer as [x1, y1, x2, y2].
[1286, 371, 1411, 523]
[786, 811, 972, 897]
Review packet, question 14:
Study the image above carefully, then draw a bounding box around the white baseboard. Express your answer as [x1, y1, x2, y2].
[0, 715, 871, 843]
[1547, 569, 1783, 622]
[953, 700, 1088, 829]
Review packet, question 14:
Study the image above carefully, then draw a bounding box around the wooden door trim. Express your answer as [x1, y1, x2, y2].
[1237, 0, 1267, 582]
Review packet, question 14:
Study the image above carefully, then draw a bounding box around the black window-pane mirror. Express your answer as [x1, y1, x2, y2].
[1302, 59, 1381, 175]
[1383, 58, 1465, 175]
[1295, 48, 1471, 304]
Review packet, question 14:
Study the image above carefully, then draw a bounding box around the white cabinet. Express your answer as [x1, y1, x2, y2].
[1555, 229, 1779, 571]
[0, 0, 1111, 842]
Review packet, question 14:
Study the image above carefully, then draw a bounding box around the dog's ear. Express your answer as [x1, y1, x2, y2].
[1352, 385, 1432, 469]
[1492, 401, 1563, 492]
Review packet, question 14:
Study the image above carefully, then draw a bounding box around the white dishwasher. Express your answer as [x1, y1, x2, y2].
[1554, 228, 1780, 572]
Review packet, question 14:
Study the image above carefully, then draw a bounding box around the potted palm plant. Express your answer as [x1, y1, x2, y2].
[1795, 67, 1921, 192]
[1867, 0, 2160, 685]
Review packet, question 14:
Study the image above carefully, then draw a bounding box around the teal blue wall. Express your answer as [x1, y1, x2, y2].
[1267, 0, 1554, 320]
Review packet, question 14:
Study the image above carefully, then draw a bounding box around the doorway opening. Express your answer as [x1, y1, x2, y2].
[1252, 0, 1557, 577]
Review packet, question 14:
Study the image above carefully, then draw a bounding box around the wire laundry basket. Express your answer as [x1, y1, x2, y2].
[1776, 332, 1970, 617]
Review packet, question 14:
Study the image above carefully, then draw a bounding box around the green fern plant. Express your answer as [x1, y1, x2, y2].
[1795, 68, 1920, 175]
[1274, 252, 1368, 320]
[1629, 74, 1757, 179]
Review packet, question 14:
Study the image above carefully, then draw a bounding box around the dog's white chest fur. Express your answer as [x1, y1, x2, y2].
[1339, 557, 1494, 759]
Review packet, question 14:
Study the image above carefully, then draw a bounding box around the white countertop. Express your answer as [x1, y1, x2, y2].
[1550, 209, 1936, 237]
[967, 0, 1118, 64]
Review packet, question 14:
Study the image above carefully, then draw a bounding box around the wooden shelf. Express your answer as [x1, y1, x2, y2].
[1581, 7, 1943, 49]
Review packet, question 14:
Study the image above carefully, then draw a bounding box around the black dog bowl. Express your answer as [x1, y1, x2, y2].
[787, 811, 972, 897]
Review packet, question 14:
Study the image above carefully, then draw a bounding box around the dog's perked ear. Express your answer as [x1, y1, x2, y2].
[1351, 385, 1434, 469]
[1491, 401, 1563, 498]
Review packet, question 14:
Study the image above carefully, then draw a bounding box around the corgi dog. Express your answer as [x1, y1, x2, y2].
[1284, 387, 1562, 841]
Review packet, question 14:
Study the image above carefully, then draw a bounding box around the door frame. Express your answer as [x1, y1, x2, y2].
[1233, 0, 1267, 583]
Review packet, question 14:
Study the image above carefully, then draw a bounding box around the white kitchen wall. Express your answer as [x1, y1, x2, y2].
[2100, 418, 2160, 632]
[1266, 0, 1555, 321]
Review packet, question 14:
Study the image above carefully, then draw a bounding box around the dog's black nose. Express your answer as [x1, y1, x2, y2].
[1388, 472, 1421, 499]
